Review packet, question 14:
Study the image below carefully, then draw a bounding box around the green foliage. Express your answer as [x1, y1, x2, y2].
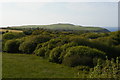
[111, 31, 120, 45]
[89, 57, 120, 78]
[35, 47, 46, 57]
[19, 35, 51, 54]
[80, 33, 109, 39]
[23, 29, 33, 35]
[59, 42, 78, 63]
[34, 37, 69, 58]
[3, 32, 25, 40]
[49, 47, 62, 63]
[19, 40, 36, 54]
[69, 37, 90, 46]
[63, 46, 106, 67]
[90, 40, 119, 58]
[4, 39, 20, 53]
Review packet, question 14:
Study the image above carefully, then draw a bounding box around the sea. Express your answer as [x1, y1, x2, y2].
[104, 27, 119, 32]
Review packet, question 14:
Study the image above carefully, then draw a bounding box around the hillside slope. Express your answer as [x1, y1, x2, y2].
[9, 23, 110, 32]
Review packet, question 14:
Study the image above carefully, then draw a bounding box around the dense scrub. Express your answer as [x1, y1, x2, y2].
[2, 29, 120, 78]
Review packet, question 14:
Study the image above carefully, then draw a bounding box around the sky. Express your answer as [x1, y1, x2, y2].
[0, 1, 118, 28]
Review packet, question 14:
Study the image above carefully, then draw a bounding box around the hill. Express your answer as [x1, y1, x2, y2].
[8, 23, 110, 32]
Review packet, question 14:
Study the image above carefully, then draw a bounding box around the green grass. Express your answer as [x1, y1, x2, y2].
[2, 53, 83, 78]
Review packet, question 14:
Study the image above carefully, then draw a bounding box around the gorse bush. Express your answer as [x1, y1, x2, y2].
[63, 55, 93, 67]
[69, 37, 90, 46]
[64, 46, 106, 58]
[59, 42, 78, 63]
[3, 32, 25, 40]
[63, 46, 106, 67]
[4, 39, 20, 53]
[35, 47, 47, 57]
[34, 37, 70, 58]
[19, 35, 51, 54]
[19, 41, 36, 54]
[49, 47, 62, 63]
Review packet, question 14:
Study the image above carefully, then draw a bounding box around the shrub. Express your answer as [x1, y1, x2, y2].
[19, 35, 51, 54]
[3, 32, 25, 40]
[59, 42, 78, 63]
[4, 39, 20, 53]
[35, 47, 47, 57]
[49, 47, 62, 63]
[89, 57, 120, 78]
[69, 37, 90, 46]
[34, 37, 69, 58]
[90, 40, 119, 58]
[63, 55, 92, 67]
[23, 29, 33, 35]
[19, 41, 36, 54]
[63, 46, 106, 67]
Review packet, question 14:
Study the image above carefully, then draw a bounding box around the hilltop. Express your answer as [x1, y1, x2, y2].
[6, 23, 110, 32]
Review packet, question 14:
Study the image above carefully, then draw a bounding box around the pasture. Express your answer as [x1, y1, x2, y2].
[2, 53, 84, 78]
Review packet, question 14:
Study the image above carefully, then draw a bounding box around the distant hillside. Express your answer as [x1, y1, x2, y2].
[7, 23, 110, 32]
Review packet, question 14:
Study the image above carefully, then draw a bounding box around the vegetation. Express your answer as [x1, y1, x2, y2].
[1, 26, 120, 78]
[2, 53, 79, 78]
[5, 23, 110, 32]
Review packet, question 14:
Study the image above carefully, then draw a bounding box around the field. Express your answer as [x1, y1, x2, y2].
[2, 53, 83, 78]
[0, 29, 23, 33]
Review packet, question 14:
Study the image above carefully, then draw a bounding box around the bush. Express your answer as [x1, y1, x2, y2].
[4, 39, 20, 53]
[19, 41, 36, 54]
[69, 37, 90, 46]
[90, 40, 119, 58]
[23, 29, 33, 35]
[63, 55, 92, 67]
[19, 35, 51, 54]
[63, 46, 106, 67]
[35, 47, 47, 57]
[49, 47, 62, 63]
[59, 42, 78, 63]
[3, 32, 25, 40]
[34, 37, 69, 58]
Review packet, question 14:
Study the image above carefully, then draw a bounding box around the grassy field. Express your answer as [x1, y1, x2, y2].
[2, 53, 84, 78]
[0, 29, 23, 33]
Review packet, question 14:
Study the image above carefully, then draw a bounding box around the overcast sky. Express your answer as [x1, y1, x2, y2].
[0, 1, 118, 27]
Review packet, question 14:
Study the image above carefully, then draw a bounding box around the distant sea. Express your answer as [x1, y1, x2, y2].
[104, 27, 119, 32]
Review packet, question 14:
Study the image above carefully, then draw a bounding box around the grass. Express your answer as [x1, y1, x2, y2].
[2, 53, 83, 78]
[9, 24, 108, 31]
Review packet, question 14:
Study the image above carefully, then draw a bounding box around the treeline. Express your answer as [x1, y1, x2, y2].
[2, 29, 120, 78]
